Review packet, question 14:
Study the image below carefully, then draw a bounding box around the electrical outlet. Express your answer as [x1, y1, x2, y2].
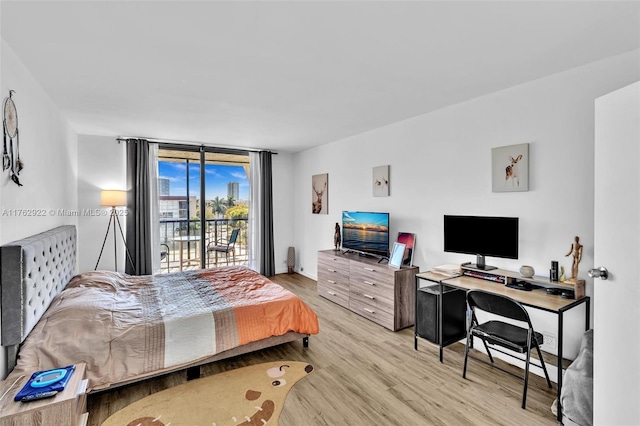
[542, 332, 557, 350]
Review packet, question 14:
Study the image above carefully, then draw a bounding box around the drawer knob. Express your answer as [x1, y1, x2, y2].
[364, 308, 375, 314]
[328, 291, 337, 296]
[327, 279, 336, 284]
[364, 294, 375, 300]
[363, 280, 375, 286]
[327, 269, 336, 273]
[364, 267, 376, 272]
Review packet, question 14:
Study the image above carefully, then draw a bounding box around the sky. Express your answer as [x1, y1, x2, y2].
[159, 161, 249, 200]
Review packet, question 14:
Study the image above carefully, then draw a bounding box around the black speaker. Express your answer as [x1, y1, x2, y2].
[416, 285, 467, 344]
[550, 260, 559, 282]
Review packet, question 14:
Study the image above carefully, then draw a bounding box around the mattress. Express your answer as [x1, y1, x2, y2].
[7, 266, 319, 390]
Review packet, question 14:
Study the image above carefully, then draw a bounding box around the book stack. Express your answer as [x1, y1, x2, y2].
[430, 264, 461, 277]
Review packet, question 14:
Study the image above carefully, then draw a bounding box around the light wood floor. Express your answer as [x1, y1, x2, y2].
[87, 273, 559, 425]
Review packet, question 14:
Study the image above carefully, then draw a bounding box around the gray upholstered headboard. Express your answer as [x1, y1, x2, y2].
[1, 225, 77, 372]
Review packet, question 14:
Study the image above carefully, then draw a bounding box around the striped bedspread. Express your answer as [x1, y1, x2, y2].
[8, 266, 319, 390]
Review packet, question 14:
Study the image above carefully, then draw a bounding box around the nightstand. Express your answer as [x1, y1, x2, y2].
[0, 363, 88, 426]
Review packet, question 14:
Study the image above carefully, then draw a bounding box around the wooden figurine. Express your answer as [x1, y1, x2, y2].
[565, 236, 583, 282]
[334, 223, 341, 250]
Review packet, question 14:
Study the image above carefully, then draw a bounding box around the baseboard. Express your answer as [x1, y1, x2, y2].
[297, 269, 317, 281]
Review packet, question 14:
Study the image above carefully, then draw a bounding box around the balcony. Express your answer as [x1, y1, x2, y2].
[159, 218, 248, 273]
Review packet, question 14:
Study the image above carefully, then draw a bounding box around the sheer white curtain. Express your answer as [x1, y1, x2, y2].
[148, 144, 161, 274]
[248, 151, 262, 273]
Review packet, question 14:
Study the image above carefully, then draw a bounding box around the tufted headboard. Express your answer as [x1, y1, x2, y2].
[1, 225, 77, 372]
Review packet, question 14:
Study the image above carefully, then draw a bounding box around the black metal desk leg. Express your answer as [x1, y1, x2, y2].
[414, 276, 419, 351]
[439, 280, 444, 363]
[557, 310, 564, 422]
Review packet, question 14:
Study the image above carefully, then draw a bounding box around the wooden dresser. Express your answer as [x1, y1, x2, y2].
[317, 250, 418, 331]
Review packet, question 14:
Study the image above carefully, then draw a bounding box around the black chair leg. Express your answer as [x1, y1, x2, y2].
[463, 329, 472, 378]
[534, 343, 553, 388]
[481, 339, 494, 363]
[522, 339, 532, 409]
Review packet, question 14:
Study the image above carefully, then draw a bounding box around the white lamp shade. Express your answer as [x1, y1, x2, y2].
[101, 190, 127, 207]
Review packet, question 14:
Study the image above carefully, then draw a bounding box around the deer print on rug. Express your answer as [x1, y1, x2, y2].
[103, 361, 314, 426]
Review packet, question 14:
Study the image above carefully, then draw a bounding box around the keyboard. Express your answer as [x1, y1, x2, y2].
[505, 281, 544, 291]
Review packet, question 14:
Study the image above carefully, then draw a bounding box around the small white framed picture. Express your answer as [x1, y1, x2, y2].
[492, 143, 529, 192]
[372, 165, 389, 197]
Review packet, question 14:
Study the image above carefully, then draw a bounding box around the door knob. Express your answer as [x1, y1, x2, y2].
[588, 266, 609, 280]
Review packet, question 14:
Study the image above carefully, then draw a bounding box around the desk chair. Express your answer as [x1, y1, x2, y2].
[207, 228, 239, 267]
[462, 290, 552, 409]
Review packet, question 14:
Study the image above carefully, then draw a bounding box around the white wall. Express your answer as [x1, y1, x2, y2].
[0, 40, 78, 243]
[271, 152, 295, 274]
[292, 50, 640, 363]
[0, 39, 78, 379]
[76, 134, 126, 273]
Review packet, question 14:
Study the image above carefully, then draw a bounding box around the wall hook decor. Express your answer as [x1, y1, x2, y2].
[3, 89, 23, 186]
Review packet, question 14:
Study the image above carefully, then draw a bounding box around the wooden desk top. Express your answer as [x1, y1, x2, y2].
[416, 272, 588, 313]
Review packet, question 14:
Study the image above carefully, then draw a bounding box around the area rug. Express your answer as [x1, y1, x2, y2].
[102, 361, 314, 426]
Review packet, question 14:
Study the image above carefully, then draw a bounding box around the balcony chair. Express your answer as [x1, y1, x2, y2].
[160, 243, 170, 272]
[207, 228, 239, 267]
[462, 289, 552, 409]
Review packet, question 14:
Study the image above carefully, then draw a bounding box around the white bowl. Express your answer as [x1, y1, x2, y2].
[519, 265, 535, 278]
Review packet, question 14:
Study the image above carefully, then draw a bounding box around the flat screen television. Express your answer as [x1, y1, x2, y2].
[444, 215, 519, 270]
[342, 211, 390, 258]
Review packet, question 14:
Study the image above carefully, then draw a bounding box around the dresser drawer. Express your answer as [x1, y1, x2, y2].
[349, 285, 394, 315]
[349, 278, 394, 305]
[349, 262, 394, 290]
[318, 252, 350, 270]
[317, 266, 349, 288]
[349, 297, 394, 329]
[319, 255, 350, 280]
[318, 281, 349, 308]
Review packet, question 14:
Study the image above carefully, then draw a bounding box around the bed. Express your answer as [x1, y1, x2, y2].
[1, 226, 319, 391]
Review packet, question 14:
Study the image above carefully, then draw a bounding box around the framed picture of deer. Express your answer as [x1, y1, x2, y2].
[491, 143, 529, 192]
[372, 165, 389, 197]
[312, 173, 328, 214]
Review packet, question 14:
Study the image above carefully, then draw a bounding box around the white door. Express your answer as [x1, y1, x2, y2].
[593, 81, 640, 425]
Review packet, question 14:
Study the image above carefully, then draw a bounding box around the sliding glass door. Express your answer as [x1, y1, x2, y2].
[157, 146, 249, 273]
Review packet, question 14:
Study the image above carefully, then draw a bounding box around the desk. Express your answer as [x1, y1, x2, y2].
[415, 271, 590, 422]
[173, 235, 201, 271]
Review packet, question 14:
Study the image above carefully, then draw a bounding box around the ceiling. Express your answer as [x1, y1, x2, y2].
[2, 1, 638, 153]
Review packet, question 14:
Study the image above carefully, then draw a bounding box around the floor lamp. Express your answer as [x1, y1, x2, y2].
[95, 190, 135, 273]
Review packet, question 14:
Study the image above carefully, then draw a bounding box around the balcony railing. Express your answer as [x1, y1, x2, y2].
[159, 218, 249, 273]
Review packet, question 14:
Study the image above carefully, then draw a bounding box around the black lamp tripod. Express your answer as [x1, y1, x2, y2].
[95, 206, 135, 273]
